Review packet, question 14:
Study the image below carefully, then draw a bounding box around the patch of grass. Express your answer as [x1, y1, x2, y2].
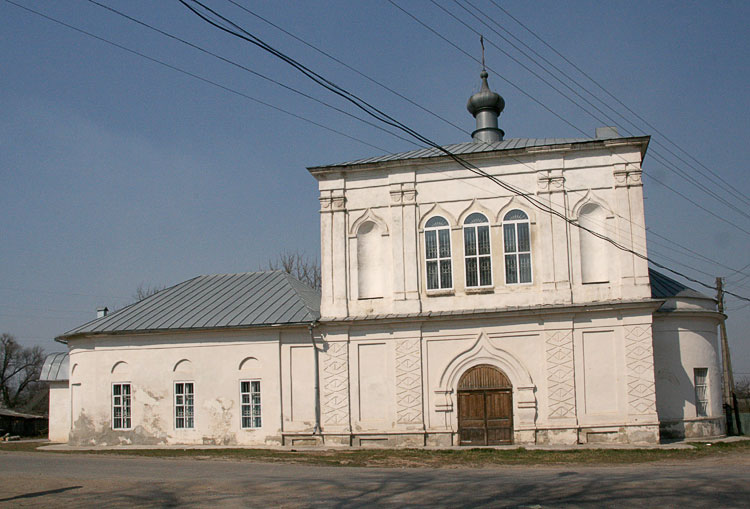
[0, 441, 50, 452]
[10, 439, 748, 468]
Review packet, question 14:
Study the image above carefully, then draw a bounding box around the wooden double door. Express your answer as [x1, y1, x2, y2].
[457, 365, 513, 445]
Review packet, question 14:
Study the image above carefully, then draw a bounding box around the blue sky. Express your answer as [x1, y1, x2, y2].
[2, 1, 749, 377]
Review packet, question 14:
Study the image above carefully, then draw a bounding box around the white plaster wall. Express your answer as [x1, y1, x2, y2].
[48, 381, 70, 443]
[653, 312, 722, 421]
[311, 142, 651, 320]
[65, 328, 308, 446]
[318, 305, 658, 444]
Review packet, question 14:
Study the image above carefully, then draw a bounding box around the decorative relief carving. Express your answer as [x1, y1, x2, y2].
[614, 168, 643, 188]
[395, 338, 423, 424]
[625, 325, 657, 414]
[319, 191, 346, 211]
[545, 330, 576, 418]
[389, 183, 417, 205]
[321, 341, 349, 426]
[537, 175, 565, 193]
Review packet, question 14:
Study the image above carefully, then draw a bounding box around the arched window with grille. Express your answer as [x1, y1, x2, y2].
[503, 209, 532, 284]
[425, 216, 452, 290]
[463, 212, 492, 287]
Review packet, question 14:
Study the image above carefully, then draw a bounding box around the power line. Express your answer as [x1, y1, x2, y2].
[487, 0, 750, 209]
[432, 0, 750, 223]
[83, 0, 421, 149]
[7, 0, 400, 153]
[224, 0, 471, 137]
[179, 0, 750, 303]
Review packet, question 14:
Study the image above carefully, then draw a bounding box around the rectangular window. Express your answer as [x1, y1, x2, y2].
[174, 381, 195, 429]
[240, 380, 262, 429]
[694, 368, 708, 417]
[112, 383, 131, 430]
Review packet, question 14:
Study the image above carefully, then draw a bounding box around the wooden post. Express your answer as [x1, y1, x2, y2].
[717, 277, 737, 434]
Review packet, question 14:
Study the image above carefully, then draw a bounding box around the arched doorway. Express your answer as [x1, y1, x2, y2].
[457, 364, 513, 445]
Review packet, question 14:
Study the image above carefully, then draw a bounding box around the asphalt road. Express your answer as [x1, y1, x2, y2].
[1, 451, 748, 508]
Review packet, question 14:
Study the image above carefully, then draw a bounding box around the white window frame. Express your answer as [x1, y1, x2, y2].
[111, 382, 132, 430]
[502, 209, 533, 285]
[463, 213, 493, 288]
[240, 379, 262, 429]
[694, 368, 709, 417]
[174, 381, 195, 430]
[424, 216, 453, 290]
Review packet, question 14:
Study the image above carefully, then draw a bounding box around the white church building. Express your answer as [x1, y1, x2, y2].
[41, 70, 725, 446]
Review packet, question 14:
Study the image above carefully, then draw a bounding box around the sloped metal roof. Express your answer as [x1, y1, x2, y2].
[39, 352, 69, 382]
[649, 269, 711, 300]
[58, 271, 320, 340]
[308, 137, 639, 170]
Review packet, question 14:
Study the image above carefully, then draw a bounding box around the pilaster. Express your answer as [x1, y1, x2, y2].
[538, 170, 570, 304]
[389, 180, 420, 313]
[319, 188, 348, 318]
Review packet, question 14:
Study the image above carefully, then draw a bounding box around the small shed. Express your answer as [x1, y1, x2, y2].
[40, 352, 70, 442]
[0, 407, 47, 437]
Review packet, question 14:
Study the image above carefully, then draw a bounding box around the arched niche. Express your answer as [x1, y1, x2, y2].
[357, 221, 384, 298]
[173, 358, 193, 373]
[111, 360, 130, 376]
[238, 356, 260, 372]
[578, 202, 609, 283]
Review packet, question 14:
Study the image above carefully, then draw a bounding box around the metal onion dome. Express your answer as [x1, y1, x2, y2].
[467, 70, 505, 143]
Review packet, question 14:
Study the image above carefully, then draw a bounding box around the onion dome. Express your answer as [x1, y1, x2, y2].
[467, 70, 505, 142]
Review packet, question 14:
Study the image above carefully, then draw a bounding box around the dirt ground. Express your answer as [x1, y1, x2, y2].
[1, 445, 749, 507]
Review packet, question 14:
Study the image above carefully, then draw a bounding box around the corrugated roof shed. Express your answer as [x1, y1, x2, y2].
[308, 136, 645, 170]
[649, 269, 710, 300]
[39, 352, 69, 382]
[58, 271, 320, 340]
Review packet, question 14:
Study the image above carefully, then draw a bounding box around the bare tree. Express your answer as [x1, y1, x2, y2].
[736, 376, 750, 399]
[133, 283, 166, 303]
[265, 251, 321, 290]
[0, 333, 45, 409]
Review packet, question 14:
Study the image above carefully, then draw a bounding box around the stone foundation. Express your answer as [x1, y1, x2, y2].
[659, 417, 726, 440]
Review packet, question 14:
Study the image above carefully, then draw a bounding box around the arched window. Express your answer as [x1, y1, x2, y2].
[463, 213, 492, 287]
[502, 210, 532, 284]
[357, 221, 383, 298]
[578, 203, 609, 283]
[425, 216, 452, 290]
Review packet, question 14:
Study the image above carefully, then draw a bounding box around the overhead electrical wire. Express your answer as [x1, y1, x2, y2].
[448, 0, 750, 220]
[82, 0, 421, 149]
[388, 0, 750, 272]
[392, 1, 750, 230]
[178, 0, 750, 303]
[6, 0, 745, 301]
[4, 0, 397, 154]
[423, 0, 750, 225]
[465, 0, 750, 211]
[224, 0, 471, 136]
[487, 0, 750, 209]
[91, 0, 750, 277]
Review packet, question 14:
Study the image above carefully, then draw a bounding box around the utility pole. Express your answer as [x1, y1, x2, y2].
[717, 277, 738, 434]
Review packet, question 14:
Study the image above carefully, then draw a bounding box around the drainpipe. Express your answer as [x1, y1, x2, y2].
[309, 322, 322, 435]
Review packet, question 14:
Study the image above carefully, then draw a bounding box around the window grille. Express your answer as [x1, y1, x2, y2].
[174, 382, 195, 429]
[694, 368, 709, 417]
[463, 213, 492, 287]
[425, 216, 452, 290]
[112, 383, 131, 430]
[503, 210, 532, 284]
[240, 380, 262, 429]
